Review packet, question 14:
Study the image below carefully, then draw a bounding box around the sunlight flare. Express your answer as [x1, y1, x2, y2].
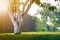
[0, 0, 8, 12]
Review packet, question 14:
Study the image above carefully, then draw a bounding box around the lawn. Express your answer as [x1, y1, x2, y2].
[0, 32, 60, 40]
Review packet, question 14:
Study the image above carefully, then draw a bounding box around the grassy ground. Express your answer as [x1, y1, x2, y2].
[0, 32, 60, 40]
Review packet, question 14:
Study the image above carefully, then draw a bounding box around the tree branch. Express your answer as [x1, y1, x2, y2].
[21, 0, 29, 16]
[22, 0, 34, 17]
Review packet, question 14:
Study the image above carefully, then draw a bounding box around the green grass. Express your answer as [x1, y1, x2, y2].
[0, 32, 60, 40]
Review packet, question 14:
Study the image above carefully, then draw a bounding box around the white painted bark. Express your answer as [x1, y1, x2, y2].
[46, 16, 54, 27]
[6, 0, 33, 34]
[7, 11, 23, 34]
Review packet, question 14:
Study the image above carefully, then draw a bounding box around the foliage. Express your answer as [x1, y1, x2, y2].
[9, 0, 16, 13]
[33, 0, 59, 31]
[35, 0, 40, 5]
[33, 8, 58, 31]
[49, 6, 57, 11]
[33, 16, 46, 31]
[55, 0, 58, 1]
[40, 3, 57, 11]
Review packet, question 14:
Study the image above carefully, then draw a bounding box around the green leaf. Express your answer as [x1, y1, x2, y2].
[35, 0, 40, 5]
[55, 0, 58, 1]
[49, 6, 57, 11]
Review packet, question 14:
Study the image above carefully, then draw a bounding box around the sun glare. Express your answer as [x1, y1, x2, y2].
[19, 4, 23, 11]
[19, 0, 26, 3]
[19, 0, 26, 11]
[0, 0, 8, 13]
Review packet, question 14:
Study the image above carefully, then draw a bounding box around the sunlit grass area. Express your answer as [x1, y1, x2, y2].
[1, 32, 60, 35]
[0, 32, 60, 40]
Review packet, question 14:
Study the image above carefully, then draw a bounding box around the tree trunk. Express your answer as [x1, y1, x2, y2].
[13, 21, 19, 34]
[7, 11, 23, 34]
[46, 16, 51, 31]
[7, 0, 34, 34]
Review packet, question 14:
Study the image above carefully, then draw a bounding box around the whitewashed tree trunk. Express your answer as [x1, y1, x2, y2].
[46, 15, 54, 31]
[6, 0, 34, 34]
[7, 11, 23, 34]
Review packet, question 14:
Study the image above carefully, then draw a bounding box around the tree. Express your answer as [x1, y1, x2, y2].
[7, 0, 40, 34]
[40, 2, 57, 31]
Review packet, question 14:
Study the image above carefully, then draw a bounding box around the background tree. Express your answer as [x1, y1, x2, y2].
[33, 0, 57, 31]
[40, 1, 57, 31]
